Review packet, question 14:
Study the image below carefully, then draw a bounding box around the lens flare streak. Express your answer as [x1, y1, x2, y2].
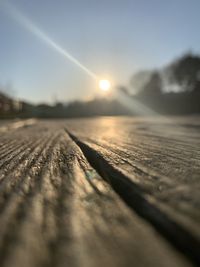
[1, 1, 168, 121]
[2, 1, 98, 80]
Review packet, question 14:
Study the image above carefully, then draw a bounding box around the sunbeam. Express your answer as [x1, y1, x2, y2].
[1, 1, 98, 80]
[0, 1, 171, 122]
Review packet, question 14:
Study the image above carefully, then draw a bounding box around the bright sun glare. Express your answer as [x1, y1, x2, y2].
[99, 79, 111, 91]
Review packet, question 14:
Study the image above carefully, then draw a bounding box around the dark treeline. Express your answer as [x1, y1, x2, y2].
[0, 52, 200, 118]
[0, 94, 131, 119]
[131, 52, 200, 114]
[33, 99, 131, 118]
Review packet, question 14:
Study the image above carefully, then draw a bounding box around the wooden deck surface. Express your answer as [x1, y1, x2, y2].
[0, 116, 199, 267]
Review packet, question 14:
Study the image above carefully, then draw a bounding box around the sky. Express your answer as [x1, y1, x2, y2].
[0, 0, 200, 103]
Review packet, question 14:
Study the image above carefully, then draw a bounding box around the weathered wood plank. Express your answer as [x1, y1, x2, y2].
[0, 121, 192, 267]
[66, 116, 200, 263]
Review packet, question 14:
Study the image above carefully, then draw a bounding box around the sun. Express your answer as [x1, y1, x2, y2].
[99, 79, 111, 91]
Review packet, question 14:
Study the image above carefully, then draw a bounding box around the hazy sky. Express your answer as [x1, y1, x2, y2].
[0, 0, 200, 103]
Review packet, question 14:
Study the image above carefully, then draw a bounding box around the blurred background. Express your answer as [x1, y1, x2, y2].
[0, 0, 200, 118]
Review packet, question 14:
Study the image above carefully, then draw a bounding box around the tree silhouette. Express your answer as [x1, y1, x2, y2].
[139, 71, 162, 96]
[130, 70, 152, 94]
[168, 53, 200, 92]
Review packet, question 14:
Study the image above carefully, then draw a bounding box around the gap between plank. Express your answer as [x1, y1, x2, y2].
[66, 129, 200, 267]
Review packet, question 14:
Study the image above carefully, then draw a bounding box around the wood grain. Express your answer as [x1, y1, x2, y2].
[0, 118, 198, 267]
[66, 116, 200, 264]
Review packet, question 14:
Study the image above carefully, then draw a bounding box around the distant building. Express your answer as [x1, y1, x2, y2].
[0, 92, 12, 113]
[0, 92, 22, 115]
